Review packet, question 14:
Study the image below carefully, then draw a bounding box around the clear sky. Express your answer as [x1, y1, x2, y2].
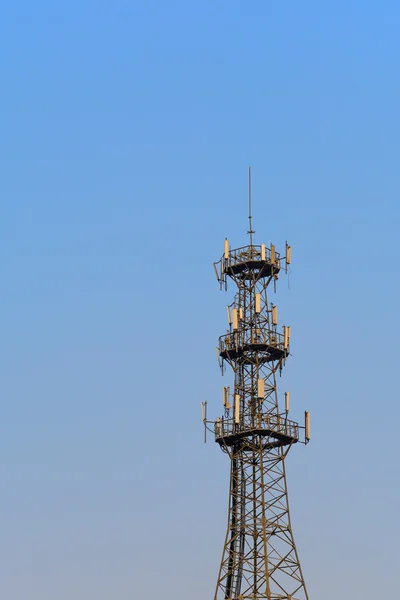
[1, 1, 399, 598]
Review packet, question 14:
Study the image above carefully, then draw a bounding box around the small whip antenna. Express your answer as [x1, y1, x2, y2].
[247, 166, 255, 245]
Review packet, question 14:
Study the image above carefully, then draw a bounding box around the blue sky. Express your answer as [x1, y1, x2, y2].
[1, 1, 399, 598]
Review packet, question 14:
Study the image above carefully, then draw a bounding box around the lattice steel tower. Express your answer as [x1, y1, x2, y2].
[202, 170, 310, 600]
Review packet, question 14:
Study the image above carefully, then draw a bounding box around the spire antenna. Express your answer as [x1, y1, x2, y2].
[247, 166, 255, 245]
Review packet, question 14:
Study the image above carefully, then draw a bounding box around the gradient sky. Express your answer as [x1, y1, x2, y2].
[1, 1, 399, 598]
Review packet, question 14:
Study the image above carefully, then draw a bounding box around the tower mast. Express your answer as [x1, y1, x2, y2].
[206, 173, 310, 600]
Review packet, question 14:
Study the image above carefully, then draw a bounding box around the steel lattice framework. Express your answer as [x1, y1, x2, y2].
[204, 228, 310, 600]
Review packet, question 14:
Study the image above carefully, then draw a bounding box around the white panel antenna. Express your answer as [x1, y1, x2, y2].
[286, 242, 292, 265]
[285, 392, 290, 413]
[224, 238, 229, 259]
[305, 411, 311, 442]
[255, 294, 261, 314]
[232, 308, 238, 330]
[235, 394, 240, 424]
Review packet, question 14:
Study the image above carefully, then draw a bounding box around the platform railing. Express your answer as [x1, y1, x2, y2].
[219, 327, 286, 355]
[215, 414, 299, 442]
[225, 244, 281, 269]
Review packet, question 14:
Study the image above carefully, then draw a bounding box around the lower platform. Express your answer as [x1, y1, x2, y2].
[216, 427, 298, 449]
[215, 416, 300, 449]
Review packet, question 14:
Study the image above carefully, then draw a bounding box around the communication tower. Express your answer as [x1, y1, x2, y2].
[202, 169, 310, 600]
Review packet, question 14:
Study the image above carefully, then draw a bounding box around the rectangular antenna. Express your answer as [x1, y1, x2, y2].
[272, 305, 278, 325]
[261, 244, 266, 260]
[223, 386, 231, 408]
[271, 244, 276, 264]
[232, 308, 238, 330]
[226, 306, 232, 325]
[257, 378, 265, 399]
[224, 238, 229, 259]
[235, 394, 240, 424]
[286, 243, 292, 265]
[285, 392, 290, 413]
[215, 346, 221, 364]
[201, 401, 207, 443]
[255, 293, 261, 313]
[213, 263, 220, 281]
[305, 411, 311, 442]
[284, 326, 291, 349]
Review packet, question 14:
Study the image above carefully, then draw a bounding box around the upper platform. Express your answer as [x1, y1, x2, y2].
[222, 244, 281, 280]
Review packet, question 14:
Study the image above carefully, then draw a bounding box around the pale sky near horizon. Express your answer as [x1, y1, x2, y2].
[1, 1, 400, 598]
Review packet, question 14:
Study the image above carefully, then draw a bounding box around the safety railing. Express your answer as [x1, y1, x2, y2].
[225, 245, 281, 270]
[219, 327, 286, 355]
[215, 414, 299, 442]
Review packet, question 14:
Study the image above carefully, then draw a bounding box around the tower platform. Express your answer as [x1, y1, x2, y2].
[223, 244, 281, 279]
[215, 415, 299, 448]
[219, 328, 287, 363]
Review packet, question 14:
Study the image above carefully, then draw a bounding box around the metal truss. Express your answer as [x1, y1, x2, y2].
[206, 240, 310, 600]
